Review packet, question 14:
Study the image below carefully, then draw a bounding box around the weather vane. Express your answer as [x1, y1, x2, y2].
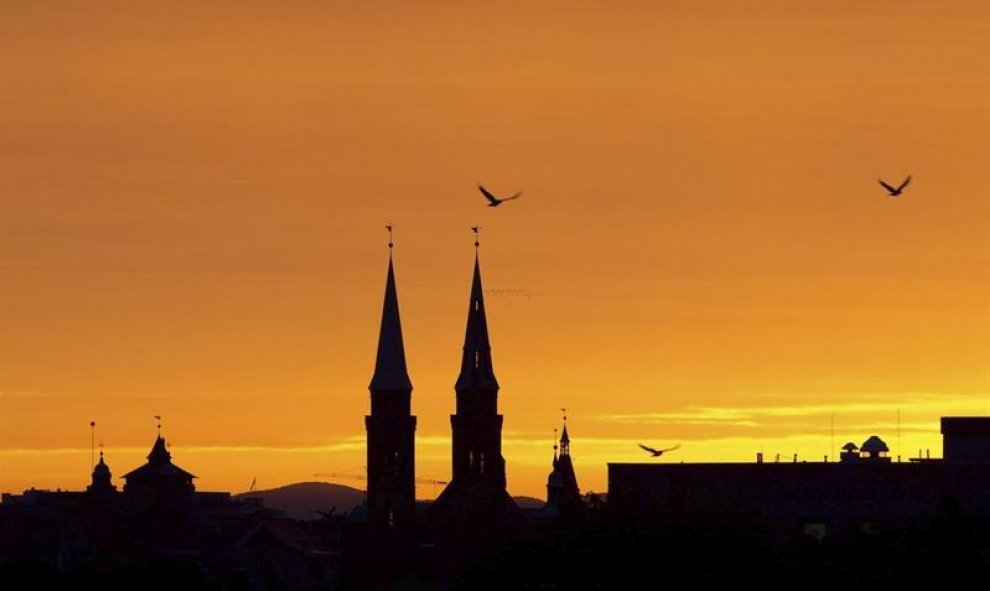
[561, 407, 567, 423]
[386, 224, 394, 249]
[154, 415, 162, 436]
[471, 225, 481, 249]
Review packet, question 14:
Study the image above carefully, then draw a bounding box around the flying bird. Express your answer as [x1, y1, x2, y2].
[638, 443, 680, 457]
[878, 175, 911, 197]
[477, 183, 522, 207]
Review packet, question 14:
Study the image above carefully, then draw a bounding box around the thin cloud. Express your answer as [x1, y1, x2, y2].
[0, 391, 54, 399]
[599, 394, 986, 426]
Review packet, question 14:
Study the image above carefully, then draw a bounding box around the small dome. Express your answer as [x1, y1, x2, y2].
[860, 435, 889, 454]
[547, 469, 564, 488]
[92, 453, 111, 478]
[841, 442, 859, 452]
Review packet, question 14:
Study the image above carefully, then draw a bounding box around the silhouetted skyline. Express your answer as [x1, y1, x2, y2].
[2, 1, 988, 499]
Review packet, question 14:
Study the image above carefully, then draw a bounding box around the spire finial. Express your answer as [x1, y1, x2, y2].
[471, 225, 481, 249]
[154, 415, 162, 437]
[561, 407, 567, 424]
[386, 223, 394, 250]
[99, 441, 104, 461]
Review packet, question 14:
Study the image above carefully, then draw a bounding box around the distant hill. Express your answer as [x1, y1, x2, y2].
[512, 496, 546, 509]
[235, 482, 549, 519]
[235, 482, 365, 520]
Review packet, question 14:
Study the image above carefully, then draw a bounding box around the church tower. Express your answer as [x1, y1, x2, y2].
[365, 237, 416, 533]
[432, 239, 521, 535]
[546, 420, 581, 510]
[449, 253, 506, 489]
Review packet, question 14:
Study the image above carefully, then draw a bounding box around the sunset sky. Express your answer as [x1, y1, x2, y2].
[2, 1, 988, 499]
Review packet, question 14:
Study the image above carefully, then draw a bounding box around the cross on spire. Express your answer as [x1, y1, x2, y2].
[386, 223, 394, 250]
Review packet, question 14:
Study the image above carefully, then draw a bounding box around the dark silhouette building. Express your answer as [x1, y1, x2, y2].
[527, 422, 585, 528]
[0, 432, 289, 587]
[122, 434, 196, 499]
[545, 423, 581, 513]
[608, 417, 990, 540]
[838, 435, 891, 464]
[429, 252, 524, 566]
[86, 450, 117, 496]
[365, 250, 417, 534]
[942, 416, 990, 463]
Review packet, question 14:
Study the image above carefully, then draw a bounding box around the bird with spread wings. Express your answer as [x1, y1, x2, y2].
[878, 175, 911, 197]
[477, 183, 522, 207]
[638, 443, 681, 457]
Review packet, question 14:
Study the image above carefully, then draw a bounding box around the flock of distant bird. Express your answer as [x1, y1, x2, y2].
[471, 173, 911, 460]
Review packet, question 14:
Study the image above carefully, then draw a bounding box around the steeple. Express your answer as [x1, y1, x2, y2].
[455, 254, 499, 391]
[365, 232, 417, 537]
[430, 232, 525, 573]
[369, 252, 413, 391]
[544, 417, 580, 513]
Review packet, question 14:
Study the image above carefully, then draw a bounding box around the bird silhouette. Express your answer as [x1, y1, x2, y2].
[638, 443, 680, 457]
[878, 175, 911, 197]
[477, 183, 522, 207]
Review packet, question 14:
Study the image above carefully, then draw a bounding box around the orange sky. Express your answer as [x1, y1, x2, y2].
[1, 1, 988, 499]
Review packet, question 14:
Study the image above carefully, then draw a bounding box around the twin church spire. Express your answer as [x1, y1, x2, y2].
[367, 231, 518, 540]
[455, 255, 499, 391]
[370, 234, 499, 396]
[368, 252, 413, 392]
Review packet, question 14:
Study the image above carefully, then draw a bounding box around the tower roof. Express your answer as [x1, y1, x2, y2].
[369, 254, 413, 391]
[122, 436, 196, 480]
[560, 425, 570, 446]
[148, 435, 171, 463]
[455, 254, 499, 391]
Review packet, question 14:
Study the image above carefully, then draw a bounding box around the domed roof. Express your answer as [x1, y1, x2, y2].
[93, 460, 111, 477]
[547, 469, 564, 488]
[861, 435, 889, 454]
[841, 442, 859, 452]
[92, 452, 111, 477]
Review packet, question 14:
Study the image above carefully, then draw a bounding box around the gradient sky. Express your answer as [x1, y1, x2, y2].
[2, 1, 988, 499]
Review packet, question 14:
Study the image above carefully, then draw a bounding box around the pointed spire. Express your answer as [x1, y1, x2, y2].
[369, 250, 413, 391]
[455, 253, 499, 390]
[148, 436, 172, 463]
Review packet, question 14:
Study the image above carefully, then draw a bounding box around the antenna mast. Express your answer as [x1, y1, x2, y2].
[90, 420, 96, 468]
